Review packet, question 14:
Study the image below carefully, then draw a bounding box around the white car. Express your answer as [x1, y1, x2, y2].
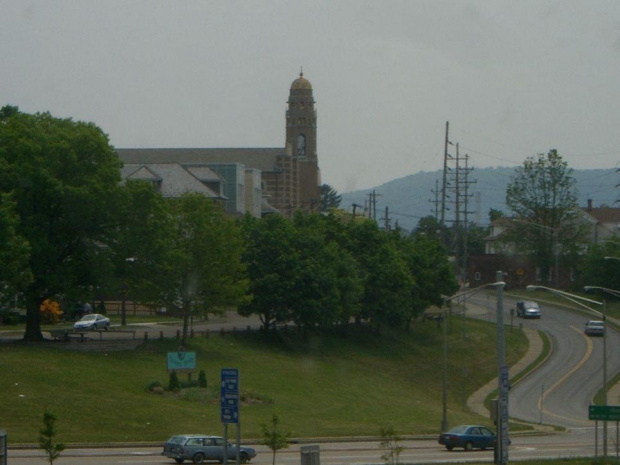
[73, 313, 110, 330]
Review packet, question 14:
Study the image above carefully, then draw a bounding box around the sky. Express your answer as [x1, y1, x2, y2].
[3, 1, 620, 193]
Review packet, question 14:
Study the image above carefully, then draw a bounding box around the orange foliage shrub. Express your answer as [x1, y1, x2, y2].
[40, 299, 64, 324]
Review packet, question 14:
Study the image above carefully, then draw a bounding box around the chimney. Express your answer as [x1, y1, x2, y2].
[587, 199, 592, 211]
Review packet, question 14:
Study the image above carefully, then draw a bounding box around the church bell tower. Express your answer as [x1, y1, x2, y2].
[286, 72, 320, 210]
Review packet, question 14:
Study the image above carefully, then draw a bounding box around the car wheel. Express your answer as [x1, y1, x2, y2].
[445, 445, 454, 451]
[104, 323, 109, 331]
[175, 459, 185, 464]
[464, 442, 473, 452]
[192, 453, 205, 464]
[240, 452, 249, 463]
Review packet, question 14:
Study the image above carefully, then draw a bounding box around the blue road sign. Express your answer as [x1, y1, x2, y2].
[221, 368, 239, 424]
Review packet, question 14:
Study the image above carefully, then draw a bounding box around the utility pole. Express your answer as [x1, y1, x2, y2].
[440, 121, 450, 226]
[430, 179, 441, 221]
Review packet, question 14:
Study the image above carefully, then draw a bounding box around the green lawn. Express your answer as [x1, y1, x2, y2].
[0, 315, 526, 444]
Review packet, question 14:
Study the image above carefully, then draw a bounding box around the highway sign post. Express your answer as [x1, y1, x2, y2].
[589, 405, 620, 459]
[221, 369, 240, 465]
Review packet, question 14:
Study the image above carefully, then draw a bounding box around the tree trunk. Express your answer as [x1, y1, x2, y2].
[23, 294, 44, 342]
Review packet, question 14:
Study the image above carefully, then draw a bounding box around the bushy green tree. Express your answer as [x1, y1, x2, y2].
[0, 107, 123, 341]
[165, 193, 248, 344]
[505, 149, 588, 281]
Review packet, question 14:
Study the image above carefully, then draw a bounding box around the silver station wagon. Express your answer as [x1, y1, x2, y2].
[162, 434, 256, 464]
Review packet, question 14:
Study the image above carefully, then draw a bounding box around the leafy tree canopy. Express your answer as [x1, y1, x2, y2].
[0, 107, 123, 341]
[504, 149, 588, 278]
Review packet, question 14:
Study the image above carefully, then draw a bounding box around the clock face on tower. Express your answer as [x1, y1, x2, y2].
[297, 134, 306, 156]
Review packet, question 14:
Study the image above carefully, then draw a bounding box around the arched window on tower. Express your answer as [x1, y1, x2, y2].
[297, 134, 306, 157]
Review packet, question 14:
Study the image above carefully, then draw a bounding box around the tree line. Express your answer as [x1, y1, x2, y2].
[0, 107, 459, 343]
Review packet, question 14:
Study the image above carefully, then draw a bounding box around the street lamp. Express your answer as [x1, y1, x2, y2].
[526, 284, 606, 455]
[441, 273, 508, 465]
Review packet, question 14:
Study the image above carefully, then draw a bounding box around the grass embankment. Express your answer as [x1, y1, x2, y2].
[0, 315, 526, 444]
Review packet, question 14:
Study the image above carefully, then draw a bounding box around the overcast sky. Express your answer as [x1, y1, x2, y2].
[3, 1, 620, 193]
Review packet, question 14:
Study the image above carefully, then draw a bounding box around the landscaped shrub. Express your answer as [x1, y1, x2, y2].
[168, 371, 180, 392]
[198, 370, 207, 388]
[146, 380, 163, 392]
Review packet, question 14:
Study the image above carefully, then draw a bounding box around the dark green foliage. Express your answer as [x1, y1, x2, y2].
[319, 184, 342, 211]
[198, 370, 207, 388]
[39, 409, 65, 465]
[168, 371, 180, 392]
[0, 108, 123, 341]
[146, 380, 163, 392]
[505, 149, 588, 280]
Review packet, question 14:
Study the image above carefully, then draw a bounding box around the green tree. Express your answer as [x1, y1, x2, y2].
[346, 220, 412, 328]
[319, 183, 342, 211]
[0, 108, 123, 341]
[505, 149, 588, 281]
[165, 193, 248, 344]
[578, 237, 620, 290]
[392, 232, 458, 328]
[0, 194, 32, 302]
[240, 214, 300, 329]
[39, 409, 65, 465]
[105, 180, 175, 324]
[261, 413, 290, 465]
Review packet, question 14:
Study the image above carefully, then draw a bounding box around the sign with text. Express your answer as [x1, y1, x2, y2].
[166, 351, 196, 373]
[221, 368, 239, 424]
[589, 405, 620, 421]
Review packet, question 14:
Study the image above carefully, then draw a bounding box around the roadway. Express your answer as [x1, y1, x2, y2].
[8, 433, 619, 465]
[469, 294, 620, 430]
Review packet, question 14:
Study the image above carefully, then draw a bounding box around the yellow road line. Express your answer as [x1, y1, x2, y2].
[536, 325, 593, 425]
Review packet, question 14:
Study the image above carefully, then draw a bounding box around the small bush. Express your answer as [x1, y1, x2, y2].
[168, 371, 180, 392]
[198, 370, 207, 388]
[179, 379, 199, 389]
[146, 380, 163, 392]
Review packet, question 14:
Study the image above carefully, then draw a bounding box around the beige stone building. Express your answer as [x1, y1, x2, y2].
[117, 73, 321, 218]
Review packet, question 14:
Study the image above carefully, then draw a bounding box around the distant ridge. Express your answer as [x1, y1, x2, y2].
[340, 167, 619, 231]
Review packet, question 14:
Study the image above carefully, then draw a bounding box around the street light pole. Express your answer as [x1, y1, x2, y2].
[495, 271, 508, 465]
[440, 279, 507, 434]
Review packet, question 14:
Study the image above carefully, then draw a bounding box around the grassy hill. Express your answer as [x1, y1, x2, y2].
[0, 316, 526, 444]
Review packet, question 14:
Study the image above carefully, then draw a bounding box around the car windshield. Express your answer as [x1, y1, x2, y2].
[448, 425, 469, 434]
[588, 321, 604, 327]
[167, 436, 186, 445]
[80, 315, 96, 321]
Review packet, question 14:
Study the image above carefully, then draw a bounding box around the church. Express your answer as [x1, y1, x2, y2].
[117, 73, 321, 218]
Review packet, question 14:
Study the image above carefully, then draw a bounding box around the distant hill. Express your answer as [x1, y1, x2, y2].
[340, 167, 619, 232]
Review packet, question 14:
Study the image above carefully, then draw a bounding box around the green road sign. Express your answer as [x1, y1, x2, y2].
[589, 405, 620, 421]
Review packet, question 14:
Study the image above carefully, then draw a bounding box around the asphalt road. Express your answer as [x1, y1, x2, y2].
[469, 293, 620, 429]
[8, 433, 619, 465]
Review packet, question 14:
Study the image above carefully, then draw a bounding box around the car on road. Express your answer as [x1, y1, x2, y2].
[73, 313, 110, 330]
[438, 425, 497, 451]
[516, 300, 541, 319]
[162, 434, 256, 464]
[585, 320, 605, 336]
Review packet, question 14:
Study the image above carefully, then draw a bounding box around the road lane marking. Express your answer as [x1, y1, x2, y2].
[536, 325, 593, 425]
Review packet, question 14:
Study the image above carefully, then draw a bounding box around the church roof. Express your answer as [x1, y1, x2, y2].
[121, 163, 223, 199]
[117, 147, 288, 173]
[290, 72, 312, 90]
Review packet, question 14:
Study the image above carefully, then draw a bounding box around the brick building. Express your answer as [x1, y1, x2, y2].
[117, 73, 321, 218]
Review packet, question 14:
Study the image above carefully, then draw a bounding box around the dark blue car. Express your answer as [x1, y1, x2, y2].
[438, 425, 496, 451]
